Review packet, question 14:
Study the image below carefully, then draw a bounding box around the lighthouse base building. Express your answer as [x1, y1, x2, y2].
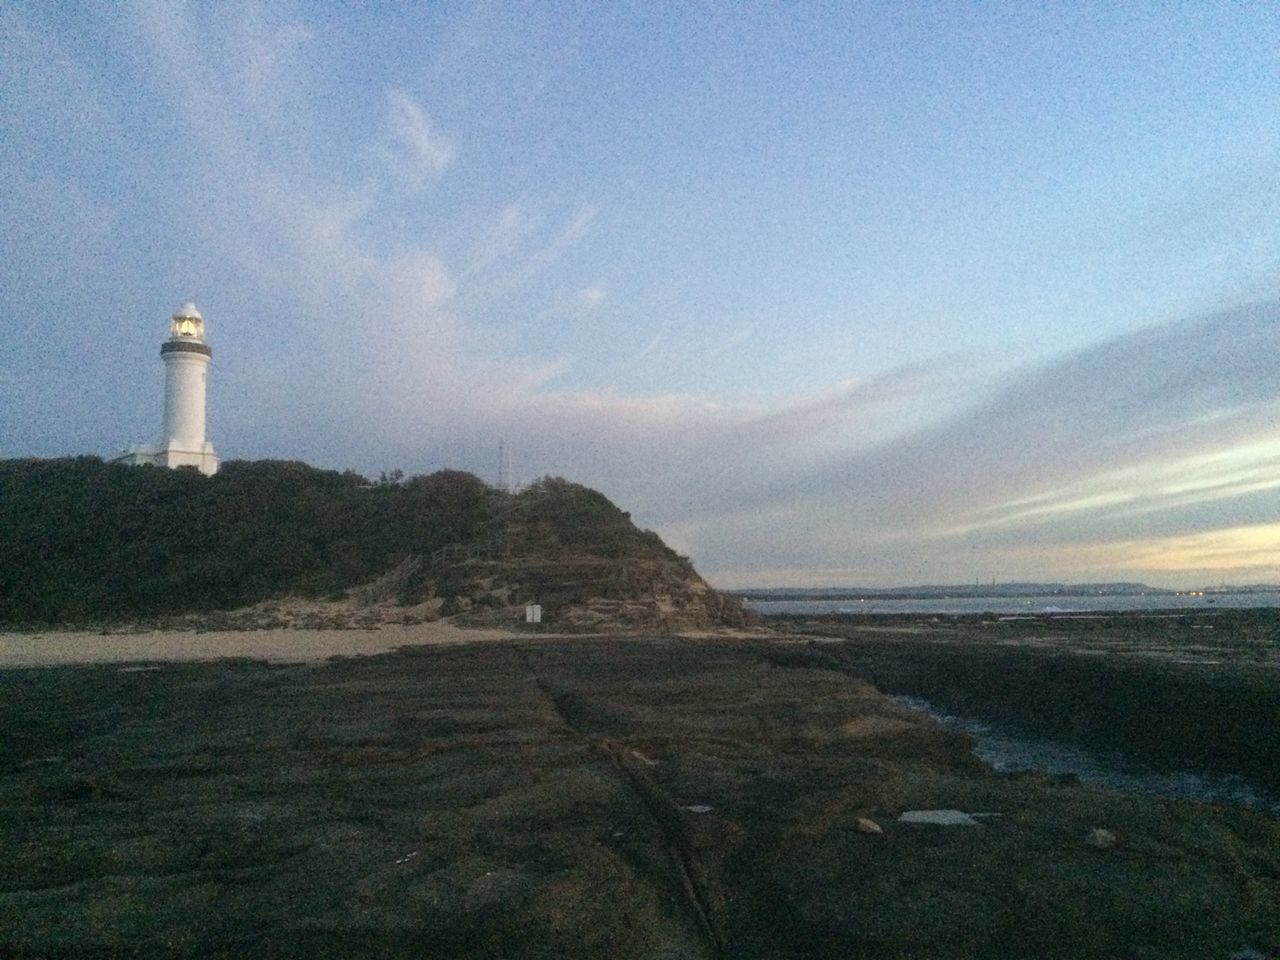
[115, 438, 219, 476]
[113, 302, 219, 476]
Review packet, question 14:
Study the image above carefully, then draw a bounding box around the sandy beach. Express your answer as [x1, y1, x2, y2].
[0, 621, 529, 669]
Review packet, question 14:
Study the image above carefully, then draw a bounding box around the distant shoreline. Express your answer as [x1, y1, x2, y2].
[732, 582, 1280, 603]
[744, 590, 1280, 616]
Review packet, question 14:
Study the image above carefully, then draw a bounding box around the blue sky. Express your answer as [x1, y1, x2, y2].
[2, 1, 1279, 587]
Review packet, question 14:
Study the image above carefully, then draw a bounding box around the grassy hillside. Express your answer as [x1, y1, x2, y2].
[0, 458, 732, 627]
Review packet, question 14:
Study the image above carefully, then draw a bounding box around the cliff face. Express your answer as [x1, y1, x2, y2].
[400, 555, 750, 632]
[375, 476, 751, 631]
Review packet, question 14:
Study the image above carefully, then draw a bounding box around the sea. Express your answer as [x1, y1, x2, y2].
[745, 588, 1280, 813]
[744, 590, 1280, 617]
[894, 694, 1280, 817]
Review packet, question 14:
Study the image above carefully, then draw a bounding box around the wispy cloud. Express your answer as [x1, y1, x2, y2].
[468, 204, 538, 273]
[467, 203, 599, 305]
[571, 283, 608, 310]
[384, 252, 457, 311]
[520, 205, 597, 280]
[1114, 522, 1280, 574]
[384, 89, 455, 188]
[705, 325, 753, 359]
[947, 437, 1280, 537]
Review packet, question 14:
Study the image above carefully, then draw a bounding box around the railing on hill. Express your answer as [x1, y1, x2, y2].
[424, 487, 553, 569]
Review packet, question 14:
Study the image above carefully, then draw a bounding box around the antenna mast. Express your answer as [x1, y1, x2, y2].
[498, 440, 513, 493]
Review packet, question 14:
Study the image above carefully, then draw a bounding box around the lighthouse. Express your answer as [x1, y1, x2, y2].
[159, 302, 217, 473]
[113, 302, 219, 475]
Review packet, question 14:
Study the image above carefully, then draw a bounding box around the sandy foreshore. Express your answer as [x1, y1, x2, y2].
[0, 621, 530, 668]
[0, 618, 776, 669]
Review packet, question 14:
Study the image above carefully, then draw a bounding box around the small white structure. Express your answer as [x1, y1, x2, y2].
[113, 302, 219, 476]
[525, 603, 543, 624]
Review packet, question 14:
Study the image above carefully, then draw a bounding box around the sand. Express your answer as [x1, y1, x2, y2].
[0, 613, 777, 669]
[0, 621, 528, 668]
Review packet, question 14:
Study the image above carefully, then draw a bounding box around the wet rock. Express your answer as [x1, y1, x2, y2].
[898, 809, 982, 827]
[629, 748, 658, 767]
[1086, 828, 1118, 850]
[855, 817, 883, 835]
[20, 756, 66, 769]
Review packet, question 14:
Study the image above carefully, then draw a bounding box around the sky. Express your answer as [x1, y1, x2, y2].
[2, 2, 1279, 589]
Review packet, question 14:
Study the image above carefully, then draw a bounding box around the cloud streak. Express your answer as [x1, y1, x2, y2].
[678, 300, 1280, 585]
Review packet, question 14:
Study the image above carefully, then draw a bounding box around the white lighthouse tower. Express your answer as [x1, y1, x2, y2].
[113, 302, 219, 475]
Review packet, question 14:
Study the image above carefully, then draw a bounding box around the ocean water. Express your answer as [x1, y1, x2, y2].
[894, 694, 1280, 817]
[747, 590, 1280, 617]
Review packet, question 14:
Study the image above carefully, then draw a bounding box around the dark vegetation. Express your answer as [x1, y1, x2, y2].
[0, 458, 693, 625]
[4, 637, 1279, 959]
[771, 612, 1280, 795]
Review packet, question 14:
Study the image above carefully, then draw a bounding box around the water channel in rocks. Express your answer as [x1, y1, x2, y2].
[894, 694, 1280, 817]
